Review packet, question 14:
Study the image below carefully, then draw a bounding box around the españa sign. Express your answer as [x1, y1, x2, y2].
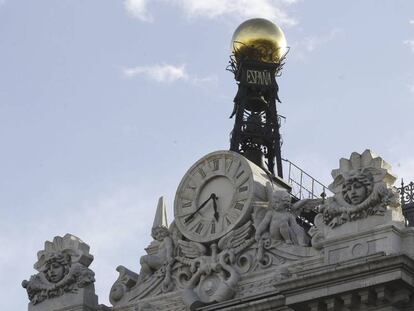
[246, 69, 272, 86]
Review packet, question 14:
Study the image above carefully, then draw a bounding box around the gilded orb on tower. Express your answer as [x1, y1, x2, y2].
[231, 18, 287, 64]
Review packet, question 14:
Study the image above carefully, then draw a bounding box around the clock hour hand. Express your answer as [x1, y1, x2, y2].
[212, 194, 219, 221]
[184, 193, 214, 224]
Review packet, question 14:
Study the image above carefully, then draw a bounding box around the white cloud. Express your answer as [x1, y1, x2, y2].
[290, 28, 344, 61]
[123, 64, 189, 82]
[404, 40, 414, 53]
[124, 0, 297, 26]
[175, 0, 297, 26]
[302, 28, 343, 52]
[405, 20, 414, 53]
[122, 63, 218, 87]
[124, 0, 152, 22]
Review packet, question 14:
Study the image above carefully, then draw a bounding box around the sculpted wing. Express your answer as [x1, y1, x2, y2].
[218, 220, 253, 251]
[177, 240, 207, 259]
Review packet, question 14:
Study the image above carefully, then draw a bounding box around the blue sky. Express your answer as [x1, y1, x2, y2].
[1, 0, 414, 309]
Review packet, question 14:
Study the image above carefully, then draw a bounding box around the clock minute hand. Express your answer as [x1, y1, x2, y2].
[184, 194, 213, 224]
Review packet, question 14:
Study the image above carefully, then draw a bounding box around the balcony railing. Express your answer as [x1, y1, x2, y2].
[282, 159, 331, 229]
[397, 180, 414, 226]
[282, 158, 332, 200]
[282, 159, 414, 228]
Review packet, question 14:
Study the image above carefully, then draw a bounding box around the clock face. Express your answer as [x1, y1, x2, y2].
[174, 151, 253, 243]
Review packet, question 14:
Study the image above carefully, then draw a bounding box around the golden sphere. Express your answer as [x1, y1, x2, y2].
[231, 18, 287, 63]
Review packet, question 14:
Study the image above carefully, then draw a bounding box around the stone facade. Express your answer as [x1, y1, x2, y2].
[23, 150, 414, 310]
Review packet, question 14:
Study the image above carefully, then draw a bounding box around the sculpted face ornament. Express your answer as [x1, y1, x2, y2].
[47, 263, 64, 282]
[313, 150, 400, 229]
[43, 253, 70, 283]
[22, 234, 95, 305]
[341, 171, 374, 205]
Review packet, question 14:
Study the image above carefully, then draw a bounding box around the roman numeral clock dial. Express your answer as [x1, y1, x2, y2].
[174, 150, 261, 243]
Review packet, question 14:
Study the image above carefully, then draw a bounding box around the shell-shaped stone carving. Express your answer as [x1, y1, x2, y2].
[35, 234, 94, 271]
[330, 149, 396, 195]
[317, 150, 400, 229]
[22, 234, 95, 305]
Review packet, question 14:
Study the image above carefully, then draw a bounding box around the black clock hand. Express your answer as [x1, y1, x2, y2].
[212, 194, 219, 221]
[184, 194, 214, 224]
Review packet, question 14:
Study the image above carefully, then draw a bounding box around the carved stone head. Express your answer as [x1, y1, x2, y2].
[265, 182, 291, 211]
[270, 190, 291, 211]
[43, 252, 71, 283]
[329, 150, 397, 207]
[341, 170, 374, 205]
[23, 234, 95, 305]
[151, 226, 170, 241]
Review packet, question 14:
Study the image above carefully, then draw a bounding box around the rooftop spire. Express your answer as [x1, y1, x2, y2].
[151, 196, 168, 238]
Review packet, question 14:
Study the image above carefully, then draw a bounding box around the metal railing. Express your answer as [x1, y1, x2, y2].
[281, 158, 414, 228]
[397, 180, 414, 226]
[282, 158, 332, 200]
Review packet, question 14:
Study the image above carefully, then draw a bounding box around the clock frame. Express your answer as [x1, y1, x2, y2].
[174, 150, 273, 243]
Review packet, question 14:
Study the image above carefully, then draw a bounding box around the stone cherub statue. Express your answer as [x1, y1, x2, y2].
[110, 198, 180, 306]
[137, 197, 174, 290]
[22, 234, 96, 305]
[139, 226, 174, 283]
[254, 182, 322, 246]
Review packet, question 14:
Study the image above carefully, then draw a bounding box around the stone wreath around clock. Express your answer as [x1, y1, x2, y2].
[174, 150, 270, 243]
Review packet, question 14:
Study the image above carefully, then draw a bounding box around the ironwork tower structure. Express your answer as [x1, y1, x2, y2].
[228, 48, 285, 178]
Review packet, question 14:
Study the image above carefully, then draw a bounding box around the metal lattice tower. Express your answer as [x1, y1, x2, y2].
[228, 57, 284, 178]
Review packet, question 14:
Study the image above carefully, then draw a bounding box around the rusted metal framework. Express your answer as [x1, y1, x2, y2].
[227, 45, 286, 178]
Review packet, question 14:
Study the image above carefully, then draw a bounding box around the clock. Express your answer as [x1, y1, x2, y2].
[174, 150, 273, 243]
